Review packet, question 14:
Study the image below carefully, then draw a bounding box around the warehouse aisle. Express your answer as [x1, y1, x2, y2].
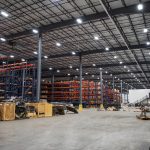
[0, 110, 149, 150]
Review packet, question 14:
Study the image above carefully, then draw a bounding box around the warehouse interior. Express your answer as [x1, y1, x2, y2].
[0, 0, 150, 150]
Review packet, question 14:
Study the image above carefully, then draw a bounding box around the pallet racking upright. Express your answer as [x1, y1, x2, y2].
[0, 62, 36, 101]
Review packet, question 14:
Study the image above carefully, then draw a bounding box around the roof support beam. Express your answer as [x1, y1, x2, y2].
[30, 44, 150, 61]
[98, 0, 149, 88]
[43, 70, 150, 76]
[6, 1, 150, 40]
[42, 75, 150, 81]
[5, 43, 149, 64]
[42, 61, 150, 71]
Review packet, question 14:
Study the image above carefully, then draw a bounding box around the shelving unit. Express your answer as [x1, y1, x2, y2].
[0, 62, 36, 101]
[41, 80, 121, 107]
[0, 89, 5, 101]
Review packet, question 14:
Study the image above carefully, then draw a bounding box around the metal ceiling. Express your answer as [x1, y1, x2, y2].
[0, 0, 150, 89]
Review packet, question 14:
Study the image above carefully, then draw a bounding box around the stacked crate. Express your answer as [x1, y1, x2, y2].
[0, 102, 15, 121]
[26, 102, 53, 117]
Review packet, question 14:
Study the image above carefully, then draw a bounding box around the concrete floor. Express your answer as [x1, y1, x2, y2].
[0, 109, 150, 150]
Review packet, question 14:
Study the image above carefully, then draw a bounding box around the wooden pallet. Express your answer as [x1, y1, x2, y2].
[26, 112, 37, 118]
[136, 115, 150, 120]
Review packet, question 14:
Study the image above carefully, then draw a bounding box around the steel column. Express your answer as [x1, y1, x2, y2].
[120, 80, 123, 103]
[51, 74, 54, 101]
[32, 67, 36, 100]
[22, 69, 25, 100]
[113, 77, 115, 100]
[127, 84, 129, 103]
[95, 82, 98, 106]
[36, 33, 42, 101]
[100, 70, 103, 104]
[88, 80, 90, 107]
[79, 55, 82, 105]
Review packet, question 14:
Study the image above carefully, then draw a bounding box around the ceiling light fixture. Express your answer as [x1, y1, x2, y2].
[49, 67, 52, 70]
[72, 51, 76, 55]
[21, 58, 25, 62]
[124, 66, 126, 68]
[56, 42, 61, 47]
[137, 4, 143, 11]
[146, 42, 150, 45]
[69, 65, 72, 69]
[85, 72, 88, 75]
[76, 18, 82, 24]
[93, 64, 96, 66]
[143, 28, 148, 33]
[0, 37, 6, 42]
[76, 68, 79, 71]
[105, 47, 109, 51]
[57, 70, 60, 73]
[120, 61, 123, 64]
[32, 29, 38, 34]
[44, 56, 48, 59]
[1, 11, 9, 17]
[10, 55, 14, 58]
[33, 51, 38, 54]
[68, 73, 70, 76]
[94, 36, 99, 40]
[114, 56, 118, 59]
